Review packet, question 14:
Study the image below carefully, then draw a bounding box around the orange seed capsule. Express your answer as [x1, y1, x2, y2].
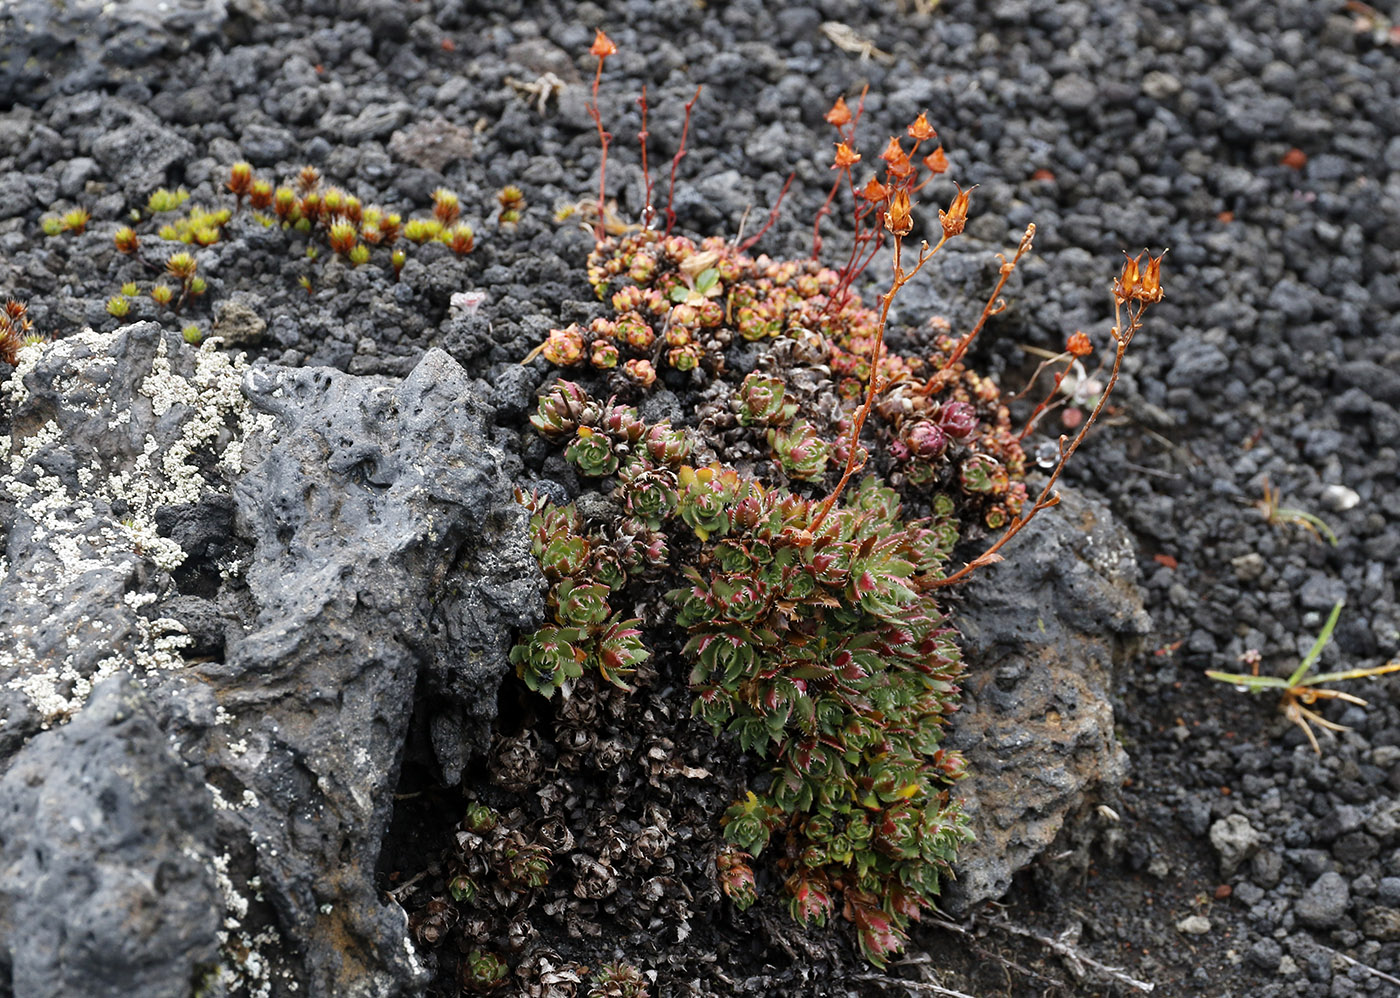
[938, 184, 973, 238]
[907, 113, 936, 142]
[859, 176, 891, 204]
[590, 29, 617, 58]
[832, 142, 861, 170]
[922, 147, 949, 175]
[884, 189, 913, 237]
[824, 96, 852, 129]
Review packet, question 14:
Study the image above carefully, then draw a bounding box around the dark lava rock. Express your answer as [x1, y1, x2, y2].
[0, 324, 540, 995]
[0, 674, 221, 998]
[943, 488, 1151, 910]
[1295, 871, 1351, 930]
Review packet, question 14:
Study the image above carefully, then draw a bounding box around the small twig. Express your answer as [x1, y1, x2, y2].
[850, 973, 983, 998]
[385, 869, 428, 902]
[917, 921, 1060, 985]
[1324, 945, 1400, 988]
[1121, 461, 1183, 481]
[584, 31, 616, 243]
[991, 920, 1156, 993]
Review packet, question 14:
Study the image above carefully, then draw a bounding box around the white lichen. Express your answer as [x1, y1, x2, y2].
[0, 329, 277, 726]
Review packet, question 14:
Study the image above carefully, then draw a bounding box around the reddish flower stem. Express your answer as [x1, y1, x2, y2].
[928, 299, 1149, 590]
[1014, 358, 1074, 442]
[586, 50, 613, 242]
[637, 87, 654, 229]
[937, 224, 1035, 373]
[665, 86, 703, 237]
[739, 171, 795, 252]
[810, 173, 846, 261]
[810, 233, 946, 533]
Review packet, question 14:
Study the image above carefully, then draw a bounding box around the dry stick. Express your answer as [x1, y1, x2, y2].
[1321, 945, 1400, 988]
[664, 86, 703, 238]
[991, 920, 1156, 993]
[937, 222, 1034, 374]
[850, 973, 984, 998]
[928, 299, 1148, 591]
[738, 171, 795, 252]
[919, 918, 1062, 986]
[809, 230, 949, 533]
[637, 87, 654, 229]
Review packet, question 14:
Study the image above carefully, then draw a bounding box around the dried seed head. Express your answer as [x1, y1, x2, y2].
[832, 142, 860, 170]
[883, 189, 913, 237]
[824, 96, 852, 129]
[1113, 251, 1168, 305]
[1066, 331, 1092, 357]
[878, 136, 913, 180]
[590, 29, 617, 58]
[859, 176, 891, 204]
[938, 184, 973, 239]
[922, 146, 949, 175]
[1138, 251, 1166, 303]
[906, 113, 936, 142]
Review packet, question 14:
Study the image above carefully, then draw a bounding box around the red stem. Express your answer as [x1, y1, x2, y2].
[938, 225, 1034, 373]
[739, 171, 795, 252]
[810, 173, 845, 261]
[586, 52, 612, 242]
[637, 87, 654, 229]
[665, 86, 703, 238]
[1015, 363, 1070, 443]
[810, 234, 943, 533]
[929, 301, 1146, 590]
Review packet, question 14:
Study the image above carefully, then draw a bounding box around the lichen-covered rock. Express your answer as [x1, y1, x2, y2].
[942, 488, 1151, 911]
[0, 325, 541, 996]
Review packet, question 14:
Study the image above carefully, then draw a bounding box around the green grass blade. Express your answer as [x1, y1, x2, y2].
[1204, 670, 1286, 691]
[1302, 660, 1400, 688]
[1286, 599, 1345, 687]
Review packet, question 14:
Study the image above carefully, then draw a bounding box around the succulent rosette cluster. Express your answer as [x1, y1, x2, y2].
[514, 383, 974, 965]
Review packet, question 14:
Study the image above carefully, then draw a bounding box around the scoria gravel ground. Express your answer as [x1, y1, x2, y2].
[1, 0, 1399, 996]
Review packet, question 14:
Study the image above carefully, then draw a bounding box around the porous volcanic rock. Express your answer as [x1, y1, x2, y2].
[945, 487, 1151, 910]
[0, 324, 540, 996]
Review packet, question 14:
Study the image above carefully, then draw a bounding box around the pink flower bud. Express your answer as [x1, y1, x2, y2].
[938, 401, 979, 439]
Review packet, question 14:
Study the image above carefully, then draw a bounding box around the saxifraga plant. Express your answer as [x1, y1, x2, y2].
[501, 29, 1165, 971]
[517, 384, 969, 964]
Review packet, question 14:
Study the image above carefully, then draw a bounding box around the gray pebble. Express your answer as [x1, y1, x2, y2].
[1295, 871, 1350, 930]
